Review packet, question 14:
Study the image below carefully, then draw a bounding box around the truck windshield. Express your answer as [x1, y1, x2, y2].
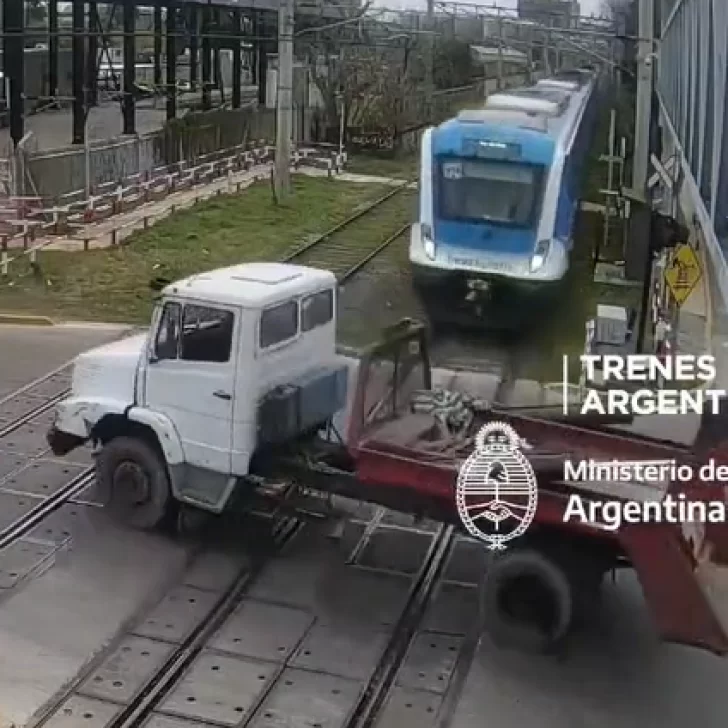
[436, 158, 542, 227]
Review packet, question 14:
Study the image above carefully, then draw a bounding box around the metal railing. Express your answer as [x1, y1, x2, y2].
[0, 143, 347, 276]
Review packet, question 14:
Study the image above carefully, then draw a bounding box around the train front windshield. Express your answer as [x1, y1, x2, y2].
[437, 159, 542, 227]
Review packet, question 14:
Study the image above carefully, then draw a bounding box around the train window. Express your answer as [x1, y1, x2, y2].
[301, 289, 334, 332]
[437, 158, 542, 227]
[260, 300, 299, 348]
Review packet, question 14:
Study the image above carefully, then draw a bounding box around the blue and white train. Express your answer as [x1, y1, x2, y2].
[410, 69, 599, 313]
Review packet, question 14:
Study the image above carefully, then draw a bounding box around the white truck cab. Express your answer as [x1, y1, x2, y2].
[47, 262, 347, 529]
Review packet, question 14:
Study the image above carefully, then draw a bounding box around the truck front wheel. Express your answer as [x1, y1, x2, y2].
[96, 436, 173, 530]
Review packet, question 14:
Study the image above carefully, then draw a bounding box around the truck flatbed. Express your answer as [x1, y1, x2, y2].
[44, 260, 728, 658]
[254, 320, 728, 656]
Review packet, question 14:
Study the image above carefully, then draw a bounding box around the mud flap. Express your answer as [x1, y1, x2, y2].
[622, 523, 728, 655]
[623, 398, 728, 655]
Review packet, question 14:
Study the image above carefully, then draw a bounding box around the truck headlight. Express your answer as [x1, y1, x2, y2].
[422, 224, 436, 260]
[530, 239, 550, 272]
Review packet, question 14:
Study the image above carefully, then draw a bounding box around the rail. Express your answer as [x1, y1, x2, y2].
[0, 142, 347, 276]
[344, 524, 456, 728]
[284, 179, 415, 282]
[29, 497, 461, 728]
[0, 326, 147, 552]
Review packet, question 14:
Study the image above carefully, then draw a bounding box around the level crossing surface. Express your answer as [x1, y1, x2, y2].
[0, 331, 727, 728]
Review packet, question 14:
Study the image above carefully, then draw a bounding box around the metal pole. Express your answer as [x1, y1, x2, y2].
[154, 4, 163, 87]
[547, 20, 554, 74]
[425, 0, 434, 116]
[3, 0, 24, 147]
[496, 16, 504, 90]
[87, 1, 99, 107]
[338, 46, 345, 156]
[339, 95, 345, 158]
[201, 5, 212, 110]
[48, 0, 59, 100]
[633, 0, 654, 192]
[213, 8, 223, 104]
[189, 6, 199, 91]
[71, 0, 85, 144]
[274, 0, 294, 198]
[166, 2, 177, 120]
[232, 10, 242, 109]
[257, 12, 269, 106]
[84, 114, 91, 199]
[122, 0, 137, 135]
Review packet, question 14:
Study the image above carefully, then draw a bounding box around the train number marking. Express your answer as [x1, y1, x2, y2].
[443, 162, 463, 179]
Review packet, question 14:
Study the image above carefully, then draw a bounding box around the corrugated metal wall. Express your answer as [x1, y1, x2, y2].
[656, 0, 728, 300]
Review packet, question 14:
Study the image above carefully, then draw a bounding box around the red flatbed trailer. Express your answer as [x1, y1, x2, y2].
[256, 319, 728, 655]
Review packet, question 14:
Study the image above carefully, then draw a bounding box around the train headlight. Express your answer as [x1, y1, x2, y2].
[422, 225, 437, 260]
[422, 225, 436, 260]
[530, 239, 550, 272]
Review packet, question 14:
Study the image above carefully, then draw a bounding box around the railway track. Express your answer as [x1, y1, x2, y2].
[0, 366, 98, 554]
[29, 494, 484, 728]
[284, 180, 415, 282]
[1, 189, 496, 727]
[0, 363, 74, 438]
[0, 332, 133, 556]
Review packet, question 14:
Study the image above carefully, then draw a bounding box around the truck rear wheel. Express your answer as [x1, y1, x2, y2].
[96, 436, 172, 530]
[481, 548, 573, 654]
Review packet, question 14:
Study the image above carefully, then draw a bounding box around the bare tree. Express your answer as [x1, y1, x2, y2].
[297, 16, 421, 143]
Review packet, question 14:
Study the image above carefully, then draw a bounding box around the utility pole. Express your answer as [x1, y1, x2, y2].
[542, 25, 551, 76]
[274, 0, 295, 199]
[496, 15, 504, 90]
[425, 0, 434, 118]
[633, 0, 654, 193]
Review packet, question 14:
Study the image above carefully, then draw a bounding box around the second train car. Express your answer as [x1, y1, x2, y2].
[410, 69, 599, 321]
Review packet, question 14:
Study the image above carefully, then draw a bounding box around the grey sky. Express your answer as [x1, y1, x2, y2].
[376, 0, 606, 18]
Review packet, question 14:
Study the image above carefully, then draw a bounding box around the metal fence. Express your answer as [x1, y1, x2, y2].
[656, 0, 728, 303]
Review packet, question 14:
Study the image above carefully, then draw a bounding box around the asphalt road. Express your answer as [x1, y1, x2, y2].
[0, 323, 131, 402]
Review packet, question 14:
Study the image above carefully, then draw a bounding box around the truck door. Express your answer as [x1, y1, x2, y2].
[144, 300, 237, 474]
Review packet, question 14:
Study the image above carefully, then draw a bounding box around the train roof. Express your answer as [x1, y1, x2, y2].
[433, 74, 596, 160]
[509, 87, 571, 103]
[456, 108, 548, 132]
[555, 68, 595, 82]
[485, 92, 565, 117]
[537, 78, 581, 92]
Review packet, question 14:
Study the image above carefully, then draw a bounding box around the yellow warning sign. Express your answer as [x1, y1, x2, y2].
[664, 243, 702, 307]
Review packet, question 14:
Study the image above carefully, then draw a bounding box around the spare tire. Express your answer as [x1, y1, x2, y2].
[482, 548, 573, 653]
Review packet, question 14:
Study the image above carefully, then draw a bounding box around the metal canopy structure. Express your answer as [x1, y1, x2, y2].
[0, 0, 347, 148]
